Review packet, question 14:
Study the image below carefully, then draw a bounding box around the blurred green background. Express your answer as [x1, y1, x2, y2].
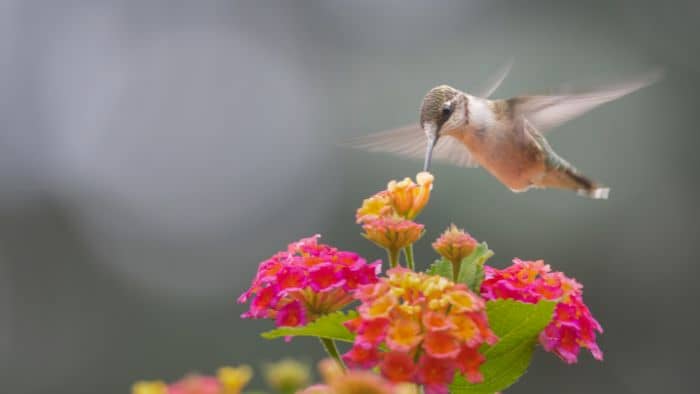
[1, 1, 698, 393]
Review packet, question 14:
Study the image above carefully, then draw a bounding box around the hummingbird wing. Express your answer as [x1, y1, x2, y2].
[477, 59, 513, 98]
[507, 70, 662, 132]
[433, 135, 480, 167]
[344, 125, 479, 168]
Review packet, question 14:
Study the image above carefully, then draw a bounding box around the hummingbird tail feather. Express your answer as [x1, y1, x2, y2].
[577, 187, 610, 200]
[539, 166, 610, 199]
[565, 169, 610, 200]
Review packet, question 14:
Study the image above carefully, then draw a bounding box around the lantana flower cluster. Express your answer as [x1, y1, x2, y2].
[216, 171, 603, 393]
[342, 267, 497, 394]
[238, 235, 381, 328]
[481, 259, 603, 363]
[356, 172, 433, 266]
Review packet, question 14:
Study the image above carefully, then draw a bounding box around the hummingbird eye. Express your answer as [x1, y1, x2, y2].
[441, 103, 453, 118]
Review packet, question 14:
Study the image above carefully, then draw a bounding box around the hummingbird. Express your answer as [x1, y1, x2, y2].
[348, 63, 661, 199]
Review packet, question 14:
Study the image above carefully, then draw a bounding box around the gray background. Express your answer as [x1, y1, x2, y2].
[1, 1, 697, 393]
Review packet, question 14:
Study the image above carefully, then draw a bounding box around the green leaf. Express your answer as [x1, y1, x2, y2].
[426, 258, 454, 280]
[260, 310, 357, 342]
[458, 262, 484, 293]
[450, 299, 556, 394]
[457, 243, 493, 293]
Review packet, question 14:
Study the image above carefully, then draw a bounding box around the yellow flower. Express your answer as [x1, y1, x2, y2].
[131, 381, 167, 394]
[386, 172, 433, 219]
[356, 191, 392, 223]
[217, 365, 253, 394]
[360, 293, 398, 319]
[264, 359, 310, 394]
[356, 172, 434, 224]
[446, 290, 485, 313]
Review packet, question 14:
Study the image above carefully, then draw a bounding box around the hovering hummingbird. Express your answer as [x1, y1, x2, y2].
[348, 63, 661, 199]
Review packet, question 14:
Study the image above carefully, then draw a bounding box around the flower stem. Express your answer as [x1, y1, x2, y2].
[320, 337, 346, 372]
[403, 244, 415, 271]
[387, 248, 400, 268]
[452, 259, 462, 281]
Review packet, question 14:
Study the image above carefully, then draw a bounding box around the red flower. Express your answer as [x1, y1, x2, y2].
[379, 351, 416, 383]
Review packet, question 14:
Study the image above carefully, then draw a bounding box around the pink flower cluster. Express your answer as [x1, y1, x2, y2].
[481, 259, 603, 363]
[238, 235, 381, 327]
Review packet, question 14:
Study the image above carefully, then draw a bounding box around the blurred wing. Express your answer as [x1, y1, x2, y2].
[432, 135, 480, 168]
[344, 125, 479, 168]
[343, 124, 425, 158]
[477, 58, 513, 98]
[509, 70, 663, 132]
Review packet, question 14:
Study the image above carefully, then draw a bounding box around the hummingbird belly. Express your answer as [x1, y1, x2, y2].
[452, 127, 546, 191]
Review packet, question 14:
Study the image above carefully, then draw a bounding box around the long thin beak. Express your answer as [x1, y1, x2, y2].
[423, 136, 437, 172]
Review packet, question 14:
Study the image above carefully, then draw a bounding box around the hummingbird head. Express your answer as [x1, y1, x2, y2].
[420, 85, 463, 171]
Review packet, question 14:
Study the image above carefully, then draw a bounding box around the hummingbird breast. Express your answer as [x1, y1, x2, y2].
[449, 122, 546, 191]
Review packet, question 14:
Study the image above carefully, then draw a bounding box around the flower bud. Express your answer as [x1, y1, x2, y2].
[432, 224, 478, 267]
[362, 217, 424, 254]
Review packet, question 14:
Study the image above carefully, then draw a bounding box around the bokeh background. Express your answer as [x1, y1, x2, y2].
[1, 1, 698, 393]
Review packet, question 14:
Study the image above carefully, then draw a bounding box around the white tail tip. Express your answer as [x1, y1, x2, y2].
[577, 187, 610, 200]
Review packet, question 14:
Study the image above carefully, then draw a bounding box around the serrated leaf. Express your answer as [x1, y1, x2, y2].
[450, 299, 556, 394]
[426, 258, 454, 280]
[457, 243, 493, 292]
[260, 311, 357, 342]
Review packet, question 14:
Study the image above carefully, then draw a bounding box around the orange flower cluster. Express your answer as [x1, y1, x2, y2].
[342, 268, 497, 394]
[356, 172, 433, 223]
[386, 172, 434, 219]
[356, 173, 433, 266]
